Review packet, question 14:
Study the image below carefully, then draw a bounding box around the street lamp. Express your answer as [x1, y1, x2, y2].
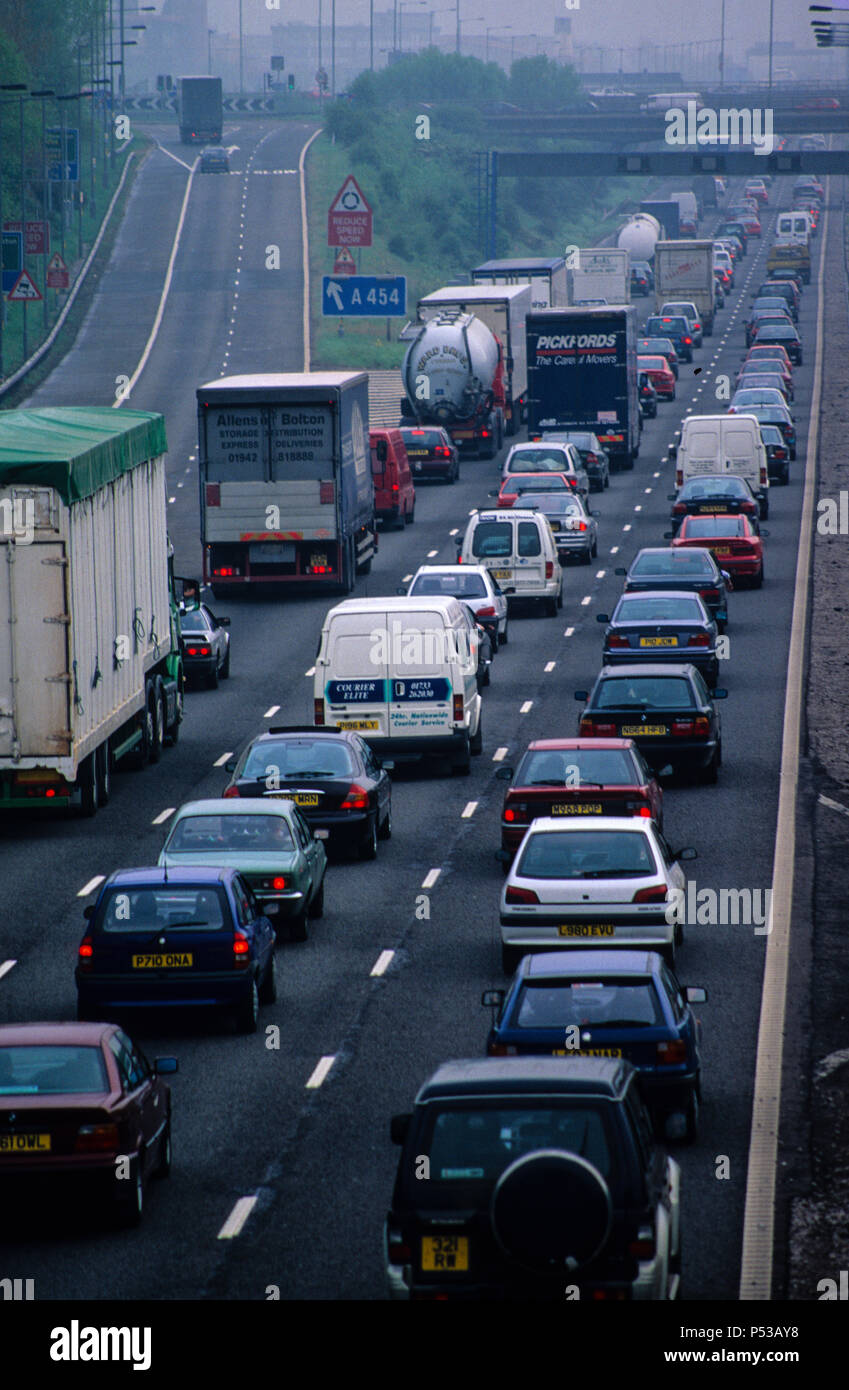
[486, 25, 511, 64]
[767, 0, 774, 103]
[720, 0, 726, 87]
[208, 29, 215, 75]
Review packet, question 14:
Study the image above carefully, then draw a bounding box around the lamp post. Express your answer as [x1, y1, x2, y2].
[400, 0, 427, 52]
[767, 0, 775, 104]
[719, 0, 726, 87]
[32, 89, 54, 331]
[239, 0, 244, 95]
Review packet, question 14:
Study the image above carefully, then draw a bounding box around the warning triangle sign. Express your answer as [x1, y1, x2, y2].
[333, 246, 356, 275]
[7, 269, 42, 301]
[47, 252, 68, 274]
[329, 175, 371, 215]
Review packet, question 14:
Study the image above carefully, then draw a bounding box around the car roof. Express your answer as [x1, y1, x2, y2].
[523, 815, 658, 834]
[681, 473, 749, 485]
[631, 546, 714, 561]
[169, 798, 297, 819]
[597, 662, 701, 678]
[521, 949, 663, 980]
[104, 866, 237, 887]
[617, 589, 705, 602]
[412, 564, 489, 577]
[471, 509, 544, 522]
[416, 1057, 632, 1102]
[0, 1022, 115, 1046]
[524, 737, 636, 751]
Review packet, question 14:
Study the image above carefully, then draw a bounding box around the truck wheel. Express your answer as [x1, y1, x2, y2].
[130, 689, 153, 770]
[623, 454, 635, 471]
[148, 681, 165, 763]
[340, 538, 356, 594]
[79, 753, 99, 818]
[220, 644, 231, 678]
[168, 683, 184, 745]
[96, 741, 112, 806]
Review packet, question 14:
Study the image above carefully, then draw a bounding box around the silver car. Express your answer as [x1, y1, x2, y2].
[516, 492, 598, 565]
[659, 301, 703, 348]
[404, 564, 509, 647]
[501, 440, 589, 503]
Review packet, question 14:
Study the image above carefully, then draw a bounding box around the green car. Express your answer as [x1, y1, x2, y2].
[158, 798, 326, 942]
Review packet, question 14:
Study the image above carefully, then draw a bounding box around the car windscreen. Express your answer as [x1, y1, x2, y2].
[421, 1103, 613, 1184]
[516, 828, 658, 879]
[507, 451, 570, 472]
[510, 476, 568, 493]
[96, 886, 230, 932]
[0, 1045, 109, 1095]
[179, 610, 209, 633]
[410, 573, 488, 598]
[631, 551, 713, 574]
[594, 676, 696, 710]
[638, 357, 668, 371]
[614, 596, 704, 622]
[516, 748, 637, 786]
[513, 979, 663, 1029]
[242, 739, 355, 779]
[471, 521, 512, 558]
[166, 814, 296, 853]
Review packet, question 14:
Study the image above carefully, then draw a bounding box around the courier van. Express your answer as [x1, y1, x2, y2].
[314, 596, 482, 774]
[370, 428, 415, 529]
[457, 508, 563, 615]
[670, 413, 768, 515]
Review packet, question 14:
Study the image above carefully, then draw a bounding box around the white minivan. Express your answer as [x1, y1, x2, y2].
[670, 413, 768, 511]
[314, 596, 482, 774]
[457, 508, 563, 615]
[775, 211, 811, 246]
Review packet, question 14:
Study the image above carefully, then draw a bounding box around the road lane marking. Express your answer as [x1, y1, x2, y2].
[461, 801, 478, 818]
[595, 570, 606, 579]
[0, 960, 16, 981]
[306, 1055, 336, 1089]
[493, 747, 508, 761]
[218, 1195, 258, 1239]
[305, 666, 316, 677]
[580, 596, 591, 606]
[77, 876, 105, 897]
[370, 950, 395, 977]
[819, 793, 849, 818]
[564, 626, 575, 636]
[520, 700, 533, 713]
[421, 868, 441, 889]
[213, 752, 233, 767]
[264, 705, 280, 718]
[427, 550, 438, 558]
[152, 808, 175, 825]
[544, 661, 556, 672]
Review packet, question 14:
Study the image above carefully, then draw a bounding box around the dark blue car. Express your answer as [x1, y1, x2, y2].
[482, 949, 706, 1141]
[76, 867, 276, 1034]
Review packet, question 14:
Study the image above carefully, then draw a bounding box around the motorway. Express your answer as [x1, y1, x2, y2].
[0, 118, 826, 1299]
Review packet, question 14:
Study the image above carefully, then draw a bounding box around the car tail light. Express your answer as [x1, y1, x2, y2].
[580, 719, 617, 736]
[671, 718, 695, 737]
[505, 886, 540, 904]
[625, 802, 653, 817]
[586, 452, 598, 464]
[742, 501, 757, 515]
[481, 430, 490, 439]
[340, 784, 369, 810]
[453, 695, 464, 722]
[774, 447, 786, 459]
[186, 645, 211, 657]
[314, 698, 325, 726]
[78, 936, 94, 969]
[607, 634, 630, 649]
[488, 1043, 518, 1056]
[628, 1225, 657, 1258]
[574, 521, 587, 532]
[503, 804, 529, 824]
[222, 786, 240, 798]
[435, 445, 451, 457]
[212, 567, 240, 577]
[701, 588, 719, 602]
[656, 1039, 687, 1065]
[545, 562, 554, 579]
[693, 324, 701, 332]
[233, 930, 250, 963]
[672, 502, 685, 516]
[632, 884, 668, 903]
[683, 336, 692, 345]
[477, 605, 496, 618]
[567, 478, 577, 488]
[75, 1123, 120, 1154]
[760, 465, 768, 487]
[675, 470, 683, 489]
[391, 482, 399, 492]
[689, 633, 710, 647]
[693, 716, 710, 736]
[387, 1233, 412, 1264]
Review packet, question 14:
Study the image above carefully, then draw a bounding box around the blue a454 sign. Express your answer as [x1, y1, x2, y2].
[322, 275, 407, 317]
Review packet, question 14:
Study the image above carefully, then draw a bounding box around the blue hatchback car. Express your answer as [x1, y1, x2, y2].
[482, 950, 706, 1141]
[76, 867, 276, 1034]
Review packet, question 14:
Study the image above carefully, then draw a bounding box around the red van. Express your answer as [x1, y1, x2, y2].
[370, 428, 416, 529]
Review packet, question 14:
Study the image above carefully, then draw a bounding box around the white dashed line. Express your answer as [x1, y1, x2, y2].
[580, 596, 592, 606]
[427, 550, 438, 559]
[168, 496, 176, 504]
[819, 793, 849, 819]
[564, 626, 575, 637]
[306, 1055, 336, 1089]
[634, 505, 642, 512]
[449, 528, 459, 537]
[461, 801, 478, 818]
[152, 808, 175, 825]
[402, 573, 412, 583]
[596, 570, 606, 579]
[610, 547, 619, 555]
[653, 472, 660, 478]
[77, 875, 105, 898]
[623, 524, 632, 532]
[370, 950, 395, 977]
[421, 868, 441, 890]
[218, 1195, 258, 1240]
[493, 747, 509, 761]
[644, 488, 652, 495]
[305, 666, 316, 677]
[0, 960, 16, 981]
[213, 752, 233, 767]
[264, 705, 280, 718]
[544, 661, 556, 672]
[520, 700, 533, 714]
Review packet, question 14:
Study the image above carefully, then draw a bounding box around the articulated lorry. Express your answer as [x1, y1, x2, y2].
[526, 305, 641, 471]
[400, 311, 506, 458]
[177, 75, 223, 144]
[653, 239, 716, 335]
[0, 407, 186, 816]
[471, 257, 568, 310]
[197, 373, 377, 595]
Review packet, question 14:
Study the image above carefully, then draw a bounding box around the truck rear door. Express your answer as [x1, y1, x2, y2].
[0, 540, 70, 759]
[322, 611, 389, 737]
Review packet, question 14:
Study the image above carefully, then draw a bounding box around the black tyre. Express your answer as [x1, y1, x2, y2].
[699, 749, 719, 785]
[220, 643, 231, 678]
[307, 876, 325, 917]
[470, 718, 483, 756]
[258, 954, 277, 1005]
[96, 741, 112, 806]
[452, 739, 471, 775]
[405, 502, 415, 524]
[289, 909, 308, 942]
[168, 682, 184, 745]
[544, 596, 557, 616]
[378, 801, 392, 840]
[753, 565, 764, 588]
[358, 815, 378, 860]
[76, 996, 93, 1022]
[501, 943, 521, 974]
[500, 621, 509, 646]
[206, 662, 220, 690]
[581, 547, 592, 565]
[234, 978, 260, 1033]
[79, 752, 99, 818]
[683, 1089, 700, 1144]
[153, 1117, 172, 1179]
[114, 1159, 144, 1228]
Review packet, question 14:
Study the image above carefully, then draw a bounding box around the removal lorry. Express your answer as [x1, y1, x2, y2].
[411, 284, 530, 436]
[471, 257, 567, 310]
[639, 200, 680, 240]
[526, 305, 641, 471]
[567, 248, 630, 305]
[197, 373, 377, 595]
[0, 407, 187, 816]
[653, 239, 716, 335]
[177, 75, 223, 144]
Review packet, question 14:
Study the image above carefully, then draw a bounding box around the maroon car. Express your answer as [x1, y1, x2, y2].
[495, 737, 664, 861]
[398, 426, 459, 483]
[0, 1022, 176, 1226]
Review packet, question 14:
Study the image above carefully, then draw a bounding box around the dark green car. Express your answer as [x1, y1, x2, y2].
[158, 798, 326, 942]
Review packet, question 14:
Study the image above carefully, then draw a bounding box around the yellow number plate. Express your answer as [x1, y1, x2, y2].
[639, 637, 678, 647]
[310, 553, 328, 568]
[551, 1048, 623, 1058]
[552, 803, 603, 814]
[0, 1133, 51, 1153]
[336, 720, 379, 731]
[713, 548, 732, 557]
[421, 1235, 469, 1272]
[558, 924, 615, 937]
[293, 794, 320, 806]
[621, 725, 667, 736]
[132, 953, 193, 969]
[492, 569, 512, 580]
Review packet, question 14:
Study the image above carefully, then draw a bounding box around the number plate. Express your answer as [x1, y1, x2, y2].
[547, 521, 560, 532]
[421, 1235, 469, 1272]
[310, 553, 328, 569]
[713, 548, 732, 557]
[639, 636, 678, 647]
[551, 803, 603, 814]
[698, 504, 722, 512]
[621, 725, 667, 736]
[132, 953, 194, 969]
[292, 794, 320, 807]
[335, 720, 379, 731]
[0, 1132, 51, 1153]
[551, 1048, 623, 1058]
[492, 569, 512, 580]
[558, 924, 615, 937]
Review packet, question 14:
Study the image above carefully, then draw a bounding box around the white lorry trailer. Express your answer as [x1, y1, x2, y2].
[653, 239, 716, 335]
[567, 248, 631, 305]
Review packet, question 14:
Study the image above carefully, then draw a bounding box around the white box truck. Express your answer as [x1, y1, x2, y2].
[415, 284, 531, 435]
[654, 239, 716, 335]
[0, 407, 188, 815]
[471, 257, 568, 309]
[568, 248, 631, 305]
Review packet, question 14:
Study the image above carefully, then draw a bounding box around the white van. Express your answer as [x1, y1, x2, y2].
[669, 190, 699, 224]
[458, 508, 563, 614]
[314, 596, 482, 774]
[670, 413, 768, 510]
[775, 212, 810, 246]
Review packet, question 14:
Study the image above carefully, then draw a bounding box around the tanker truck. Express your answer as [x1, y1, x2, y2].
[617, 213, 663, 266]
[400, 310, 507, 459]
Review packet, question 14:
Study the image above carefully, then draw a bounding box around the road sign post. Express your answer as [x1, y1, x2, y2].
[1, 230, 22, 294]
[327, 175, 373, 248]
[322, 275, 406, 316]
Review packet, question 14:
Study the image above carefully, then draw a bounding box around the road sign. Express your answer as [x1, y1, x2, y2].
[332, 246, 356, 276]
[271, 55, 285, 71]
[327, 175, 372, 247]
[3, 220, 49, 256]
[7, 270, 43, 302]
[46, 128, 79, 182]
[46, 252, 70, 290]
[1, 230, 22, 293]
[322, 276, 406, 317]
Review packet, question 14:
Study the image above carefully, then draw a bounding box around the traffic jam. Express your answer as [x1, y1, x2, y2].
[0, 160, 818, 1305]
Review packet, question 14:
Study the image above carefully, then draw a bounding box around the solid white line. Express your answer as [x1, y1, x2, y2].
[492, 747, 508, 761]
[520, 700, 533, 714]
[155, 140, 193, 171]
[213, 752, 233, 767]
[306, 1055, 336, 1089]
[461, 801, 478, 818]
[370, 950, 395, 977]
[115, 156, 198, 405]
[0, 960, 16, 981]
[77, 876, 105, 898]
[300, 126, 323, 369]
[421, 868, 441, 889]
[217, 1195, 258, 1240]
[264, 705, 280, 718]
[152, 808, 175, 825]
[544, 661, 556, 672]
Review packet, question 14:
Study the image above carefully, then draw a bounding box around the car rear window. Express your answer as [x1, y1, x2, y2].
[0, 1045, 109, 1095]
[516, 494, 582, 515]
[423, 1104, 613, 1182]
[180, 610, 209, 633]
[517, 747, 636, 785]
[411, 573, 487, 598]
[96, 886, 230, 933]
[632, 551, 713, 575]
[595, 676, 695, 710]
[517, 827, 658, 879]
[682, 517, 743, 537]
[681, 478, 746, 498]
[507, 451, 570, 473]
[517, 522, 542, 557]
[513, 979, 663, 1029]
[166, 814, 296, 853]
[401, 429, 445, 450]
[615, 596, 704, 622]
[511, 476, 569, 495]
[243, 739, 355, 779]
[471, 521, 512, 558]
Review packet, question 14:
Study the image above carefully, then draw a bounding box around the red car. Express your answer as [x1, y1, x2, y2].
[496, 737, 664, 860]
[0, 1022, 176, 1226]
[637, 355, 676, 400]
[742, 343, 794, 378]
[795, 96, 839, 110]
[671, 513, 764, 588]
[496, 471, 579, 508]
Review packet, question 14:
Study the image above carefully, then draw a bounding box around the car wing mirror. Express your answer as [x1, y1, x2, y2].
[574, 690, 589, 702]
[685, 986, 708, 1004]
[495, 766, 513, 781]
[390, 1113, 411, 1145]
[596, 613, 609, 623]
[225, 759, 236, 773]
[614, 566, 626, 576]
[381, 759, 395, 771]
[154, 1057, 179, 1075]
[675, 846, 698, 861]
[495, 848, 512, 863]
[711, 688, 728, 699]
[658, 764, 674, 778]
[663, 530, 674, 539]
[482, 989, 505, 1009]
